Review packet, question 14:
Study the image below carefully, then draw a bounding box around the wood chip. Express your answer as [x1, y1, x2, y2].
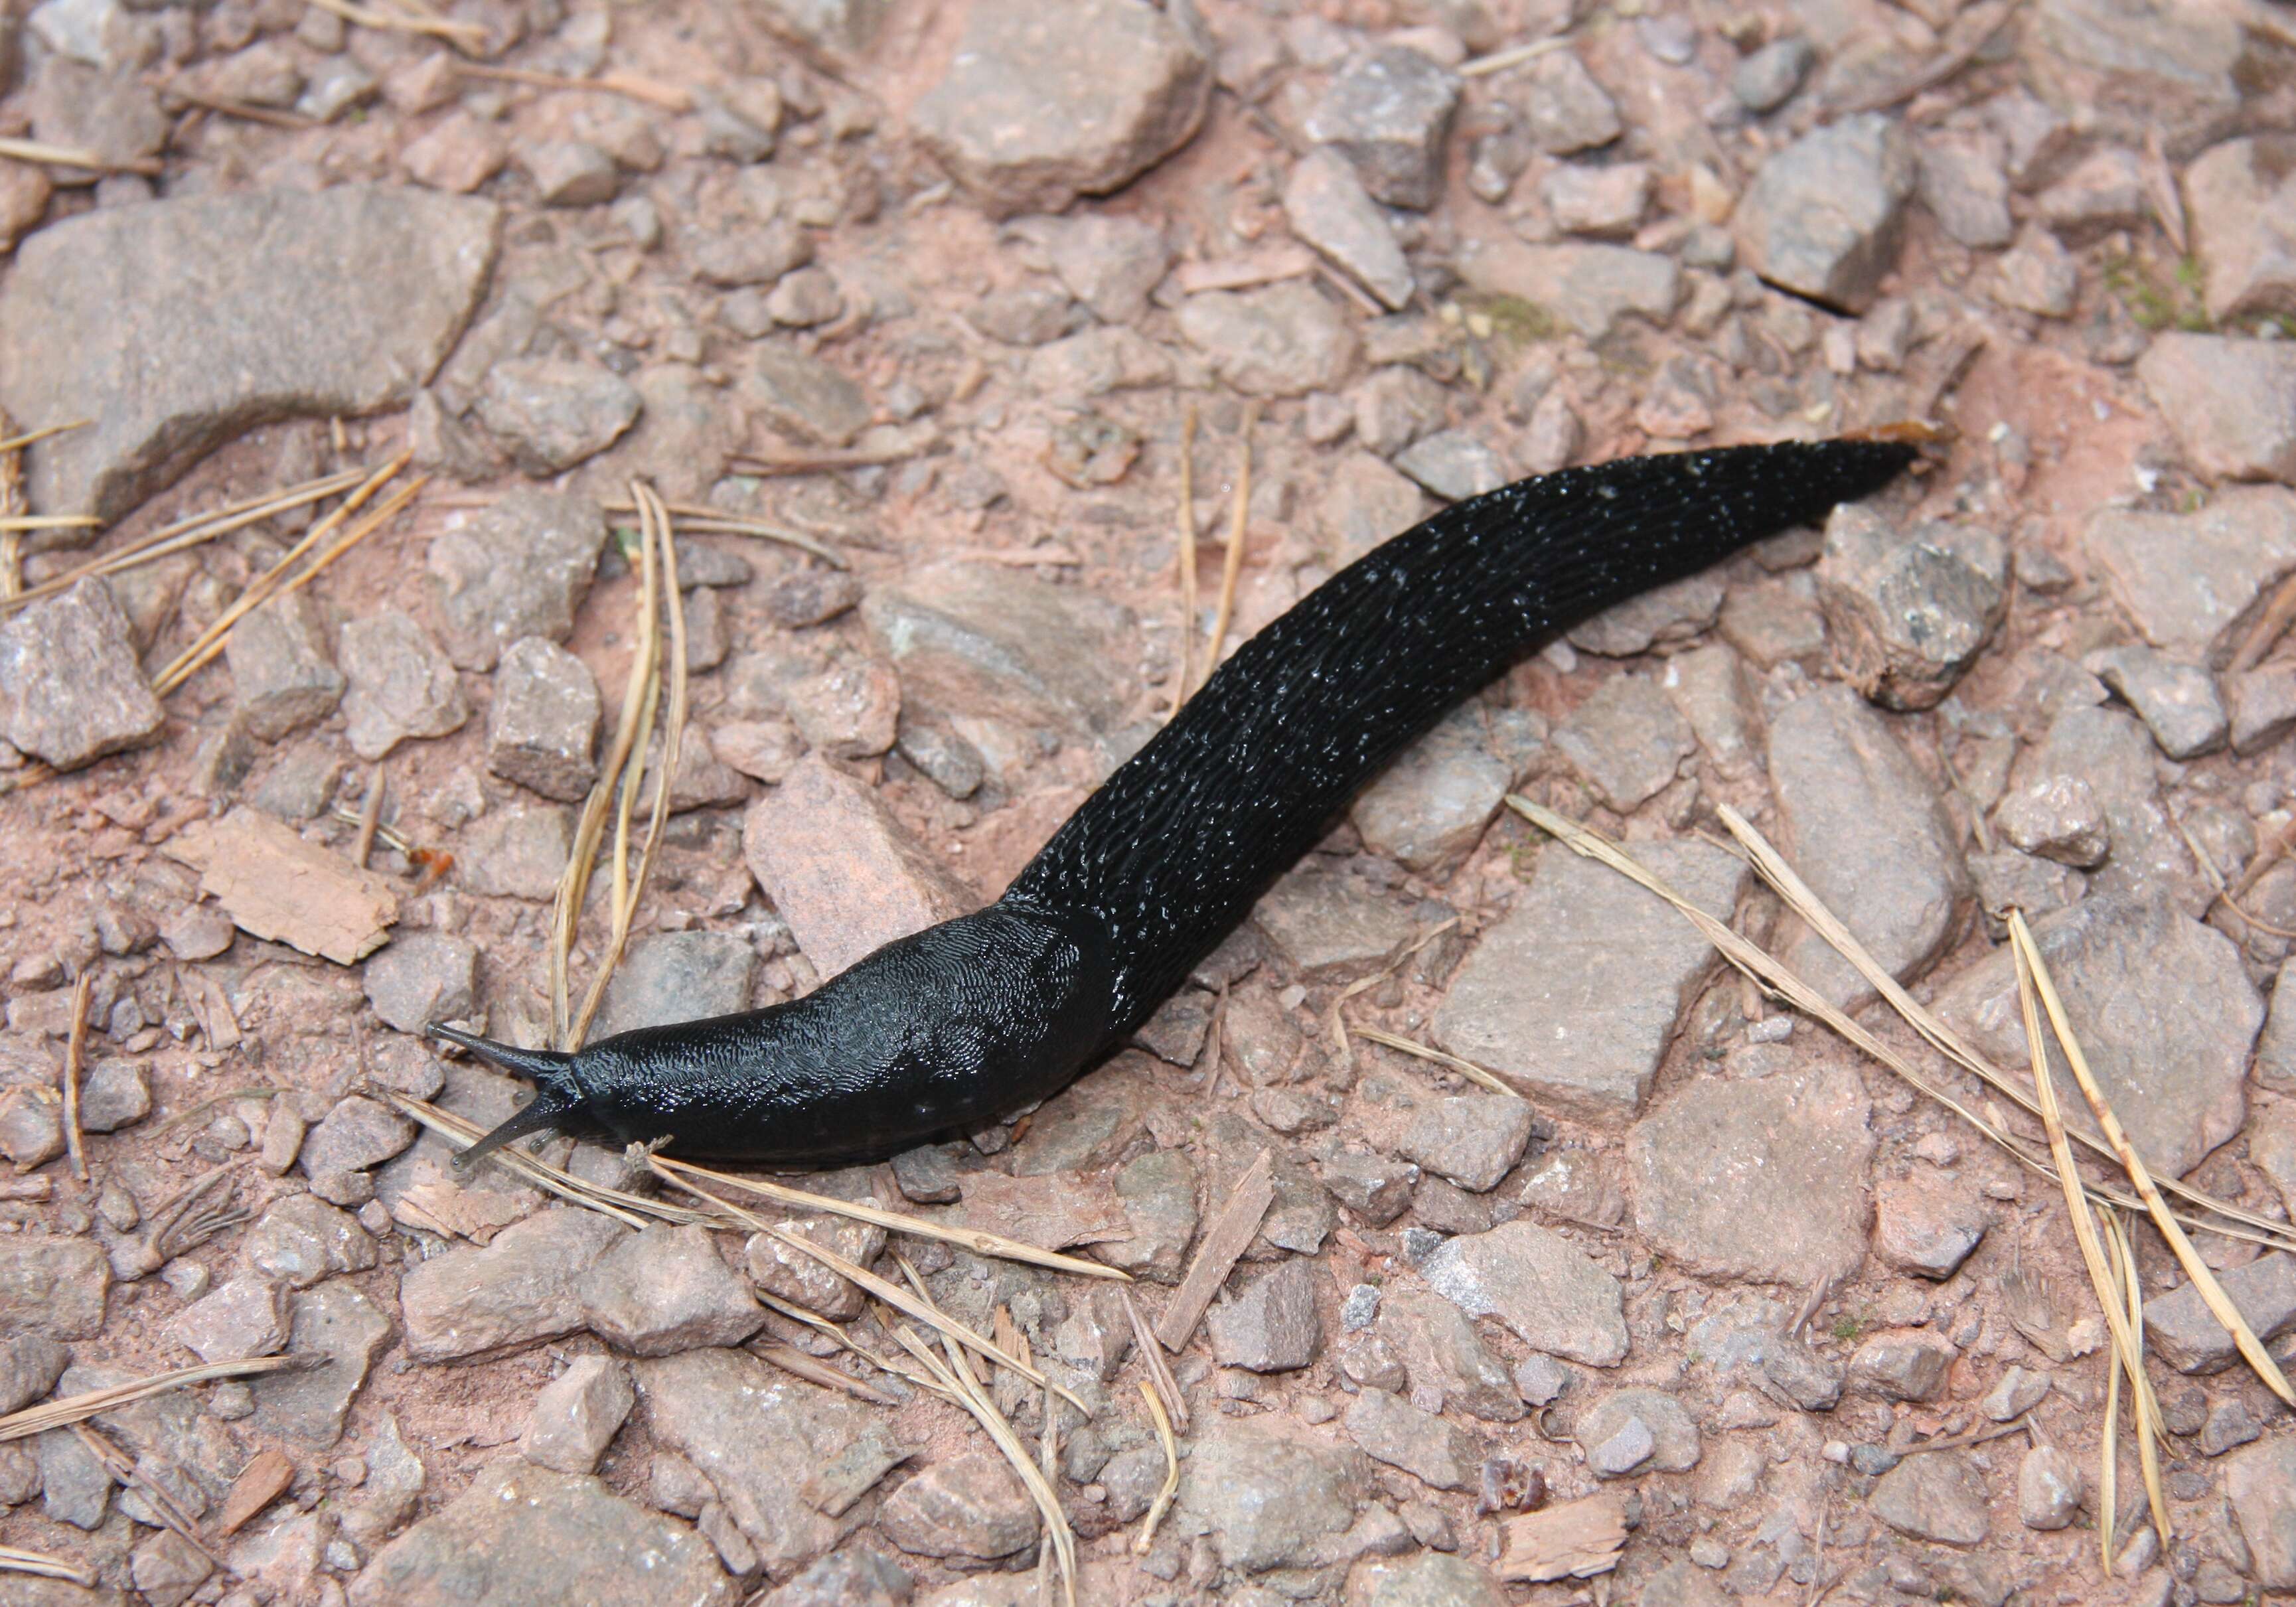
[165, 808, 399, 965]
[216, 1446, 294, 1537]
[949, 1172, 1130, 1251]
[1175, 246, 1318, 295]
[1496, 1493, 1630, 1583]
[1154, 1149, 1273, 1353]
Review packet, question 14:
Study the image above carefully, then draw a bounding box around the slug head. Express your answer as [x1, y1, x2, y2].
[423, 1024, 589, 1173]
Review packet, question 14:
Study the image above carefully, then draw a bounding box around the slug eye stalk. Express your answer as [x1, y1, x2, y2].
[422, 1024, 583, 1170]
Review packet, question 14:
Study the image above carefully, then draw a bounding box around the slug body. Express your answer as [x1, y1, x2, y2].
[437, 439, 1916, 1168]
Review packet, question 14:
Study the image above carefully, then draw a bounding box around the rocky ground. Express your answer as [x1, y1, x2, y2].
[0, 0, 2295, 1604]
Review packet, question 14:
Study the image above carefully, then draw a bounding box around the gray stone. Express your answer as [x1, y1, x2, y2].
[429, 492, 605, 674]
[1579, 1387, 1699, 1473]
[459, 801, 574, 900]
[964, 285, 1075, 346]
[758, 1551, 912, 1607]
[1512, 50, 1620, 153]
[764, 267, 846, 329]
[635, 1346, 901, 1569]
[363, 931, 477, 1033]
[1993, 774, 2111, 866]
[1436, 838, 1745, 1122]
[1356, 1553, 1508, 1607]
[1553, 673, 1693, 811]
[1207, 1257, 1323, 1373]
[1586, 1415, 1653, 1477]
[349, 1461, 732, 1607]
[1734, 36, 1813, 112]
[227, 593, 345, 742]
[0, 1334, 69, 1416]
[2226, 663, 2296, 755]
[473, 357, 641, 475]
[593, 931, 757, 1039]
[692, 220, 810, 288]
[784, 652, 901, 760]
[1377, 1286, 1519, 1422]
[403, 112, 510, 192]
[0, 1088, 61, 1172]
[1419, 1219, 1627, 1365]
[2083, 487, 2296, 668]
[171, 1276, 289, 1363]
[131, 1526, 214, 1607]
[1284, 147, 1414, 310]
[520, 1355, 635, 1476]
[1768, 684, 1969, 1010]
[339, 611, 469, 762]
[2037, 146, 2151, 242]
[1176, 1420, 1365, 1572]
[1736, 114, 1916, 313]
[1816, 504, 2007, 711]
[250, 1280, 391, 1448]
[1869, 1452, 1989, 1547]
[0, 577, 165, 770]
[400, 1208, 627, 1361]
[243, 1194, 378, 1290]
[1983, 1366, 2051, 1422]
[2228, 1436, 2296, 1588]
[2, 187, 495, 523]
[1251, 858, 1422, 982]
[0, 1237, 107, 1340]
[301, 1095, 416, 1179]
[881, 1450, 1033, 1560]
[1395, 430, 1507, 501]
[1872, 1176, 1986, 1280]
[1320, 1148, 1418, 1227]
[1179, 282, 1357, 397]
[864, 562, 1136, 737]
[1353, 366, 1452, 458]
[1319, 450, 1433, 565]
[2200, 1399, 2259, 1457]
[2138, 332, 2296, 483]
[1349, 705, 1512, 873]
[2021, 705, 2202, 909]
[1991, 229, 2079, 319]
[2083, 645, 2227, 761]
[1104, 1147, 1199, 1282]
[2188, 136, 2296, 324]
[1395, 1094, 1535, 1191]
[76, 1055, 149, 1132]
[1847, 1328, 1955, 1402]
[1044, 212, 1170, 326]
[1304, 45, 1462, 210]
[1916, 127, 2015, 250]
[1660, 641, 1759, 777]
[1630, 1066, 1875, 1287]
[487, 637, 600, 802]
[2015, 1445, 2081, 1531]
[767, 569, 866, 632]
[1456, 241, 1678, 338]
[1343, 1386, 1480, 1491]
[741, 755, 977, 981]
[1543, 161, 1651, 240]
[523, 137, 619, 207]
[29, 56, 167, 177]
[745, 1196, 887, 1324]
[1933, 893, 2258, 1180]
[911, 0, 1211, 218]
[2143, 1253, 2296, 1373]
[580, 1224, 765, 1357]
[743, 343, 871, 448]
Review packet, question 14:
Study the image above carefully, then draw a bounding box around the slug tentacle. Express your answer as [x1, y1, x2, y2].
[438, 439, 1920, 1170]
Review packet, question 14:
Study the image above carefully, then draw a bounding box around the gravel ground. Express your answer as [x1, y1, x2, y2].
[1, 0, 2295, 1604]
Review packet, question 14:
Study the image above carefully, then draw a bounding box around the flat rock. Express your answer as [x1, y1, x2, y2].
[1629, 1065, 1875, 1287]
[2188, 135, 2296, 323]
[1176, 1420, 1366, 1572]
[348, 1460, 732, 1607]
[249, 1280, 392, 1449]
[1395, 1093, 1535, 1191]
[1303, 44, 1461, 210]
[1456, 241, 1678, 338]
[2030, 0, 2246, 159]
[0, 186, 497, 521]
[2082, 645, 2227, 761]
[458, 801, 574, 901]
[0, 1334, 70, 1416]
[741, 755, 977, 980]
[1343, 1386, 1480, 1491]
[1577, 1387, 1700, 1474]
[2143, 1253, 2296, 1373]
[1932, 893, 2258, 1179]
[301, 1095, 417, 1178]
[1815, 504, 2007, 712]
[579, 1224, 764, 1357]
[1354, 1553, 1509, 1607]
[400, 1207, 627, 1361]
[1768, 684, 1969, 1010]
[1570, 574, 1726, 658]
[1284, 146, 1414, 310]
[1320, 450, 1434, 566]
[2020, 704, 2202, 909]
[1251, 858, 1424, 982]
[1436, 838, 1745, 1122]
[0, 1237, 108, 1339]
[1349, 704, 1513, 873]
[1869, 1451, 1989, 1547]
[1179, 281, 1358, 396]
[2228, 1436, 2296, 1590]
[473, 358, 641, 475]
[427, 490, 605, 673]
[1553, 673, 1693, 811]
[339, 611, 469, 762]
[1848, 1328, 1955, 1401]
[243, 1194, 378, 1290]
[363, 931, 477, 1034]
[634, 1346, 901, 1573]
[2138, 331, 2296, 481]
[0, 576, 166, 770]
[1377, 1286, 1521, 1422]
[1395, 430, 1507, 501]
[911, 0, 1211, 218]
[1917, 127, 2013, 249]
[2083, 486, 2296, 667]
[487, 636, 601, 802]
[864, 562, 1136, 737]
[1872, 1175, 1987, 1280]
[741, 343, 872, 448]
[1045, 212, 1172, 324]
[1104, 1147, 1199, 1282]
[1511, 50, 1621, 153]
[593, 931, 757, 1038]
[227, 592, 345, 743]
[1207, 1257, 1324, 1372]
[1419, 1220, 1627, 1366]
[1736, 113, 1916, 313]
[171, 1276, 289, 1363]
[881, 1450, 1035, 1560]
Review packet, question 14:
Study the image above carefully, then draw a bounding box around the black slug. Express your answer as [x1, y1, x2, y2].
[432, 436, 1917, 1168]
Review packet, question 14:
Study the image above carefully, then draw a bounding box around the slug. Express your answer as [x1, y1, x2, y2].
[432, 436, 1916, 1168]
